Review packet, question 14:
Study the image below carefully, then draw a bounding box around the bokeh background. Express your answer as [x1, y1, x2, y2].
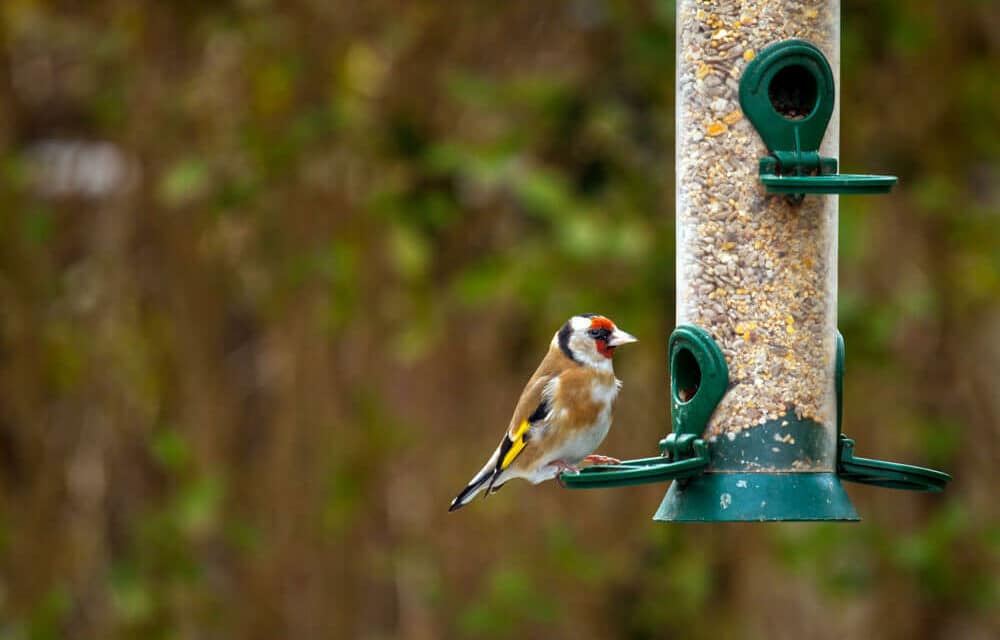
[0, 1, 998, 638]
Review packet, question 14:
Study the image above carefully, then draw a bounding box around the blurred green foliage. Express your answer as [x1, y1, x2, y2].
[0, 1, 997, 639]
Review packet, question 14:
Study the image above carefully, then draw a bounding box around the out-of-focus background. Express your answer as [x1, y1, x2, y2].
[0, 1, 998, 638]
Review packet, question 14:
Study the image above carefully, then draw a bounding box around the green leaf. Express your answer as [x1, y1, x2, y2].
[150, 428, 190, 474]
[158, 159, 209, 208]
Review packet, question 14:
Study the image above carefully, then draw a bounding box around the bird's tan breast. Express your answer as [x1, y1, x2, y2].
[554, 368, 618, 429]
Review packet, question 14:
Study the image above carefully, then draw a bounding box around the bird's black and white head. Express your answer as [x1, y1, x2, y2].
[555, 314, 638, 369]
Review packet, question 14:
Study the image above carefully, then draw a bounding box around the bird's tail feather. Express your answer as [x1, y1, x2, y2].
[449, 450, 499, 512]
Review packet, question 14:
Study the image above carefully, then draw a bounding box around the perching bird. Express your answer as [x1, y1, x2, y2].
[449, 314, 638, 512]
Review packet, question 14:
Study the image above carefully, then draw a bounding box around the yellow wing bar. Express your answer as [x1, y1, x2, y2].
[500, 419, 531, 470]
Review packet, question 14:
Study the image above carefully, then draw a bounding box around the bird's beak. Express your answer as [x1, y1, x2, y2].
[607, 328, 638, 347]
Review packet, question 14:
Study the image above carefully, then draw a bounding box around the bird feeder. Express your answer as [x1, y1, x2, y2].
[562, 0, 950, 520]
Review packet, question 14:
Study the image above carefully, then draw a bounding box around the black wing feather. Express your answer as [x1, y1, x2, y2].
[485, 397, 550, 494]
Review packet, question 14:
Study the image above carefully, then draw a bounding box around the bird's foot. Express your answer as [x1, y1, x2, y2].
[583, 454, 622, 465]
[549, 460, 580, 487]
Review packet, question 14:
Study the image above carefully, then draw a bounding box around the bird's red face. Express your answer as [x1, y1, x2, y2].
[559, 314, 638, 365]
[587, 316, 618, 359]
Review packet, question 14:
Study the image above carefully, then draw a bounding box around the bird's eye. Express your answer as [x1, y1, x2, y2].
[588, 328, 608, 340]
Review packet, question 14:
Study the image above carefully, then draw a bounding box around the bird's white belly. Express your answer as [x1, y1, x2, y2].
[526, 421, 610, 484]
[561, 411, 612, 463]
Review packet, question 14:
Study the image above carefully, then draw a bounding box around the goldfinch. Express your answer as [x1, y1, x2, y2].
[449, 314, 638, 511]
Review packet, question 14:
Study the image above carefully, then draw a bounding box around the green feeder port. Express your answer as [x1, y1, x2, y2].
[559, 21, 950, 520]
[739, 39, 897, 197]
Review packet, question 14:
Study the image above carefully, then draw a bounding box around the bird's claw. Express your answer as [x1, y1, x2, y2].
[583, 454, 622, 465]
[550, 461, 580, 487]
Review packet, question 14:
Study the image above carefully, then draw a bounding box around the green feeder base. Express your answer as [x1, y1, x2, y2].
[653, 472, 860, 522]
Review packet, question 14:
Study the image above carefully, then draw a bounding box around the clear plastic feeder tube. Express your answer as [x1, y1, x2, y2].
[676, 0, 840, 470]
